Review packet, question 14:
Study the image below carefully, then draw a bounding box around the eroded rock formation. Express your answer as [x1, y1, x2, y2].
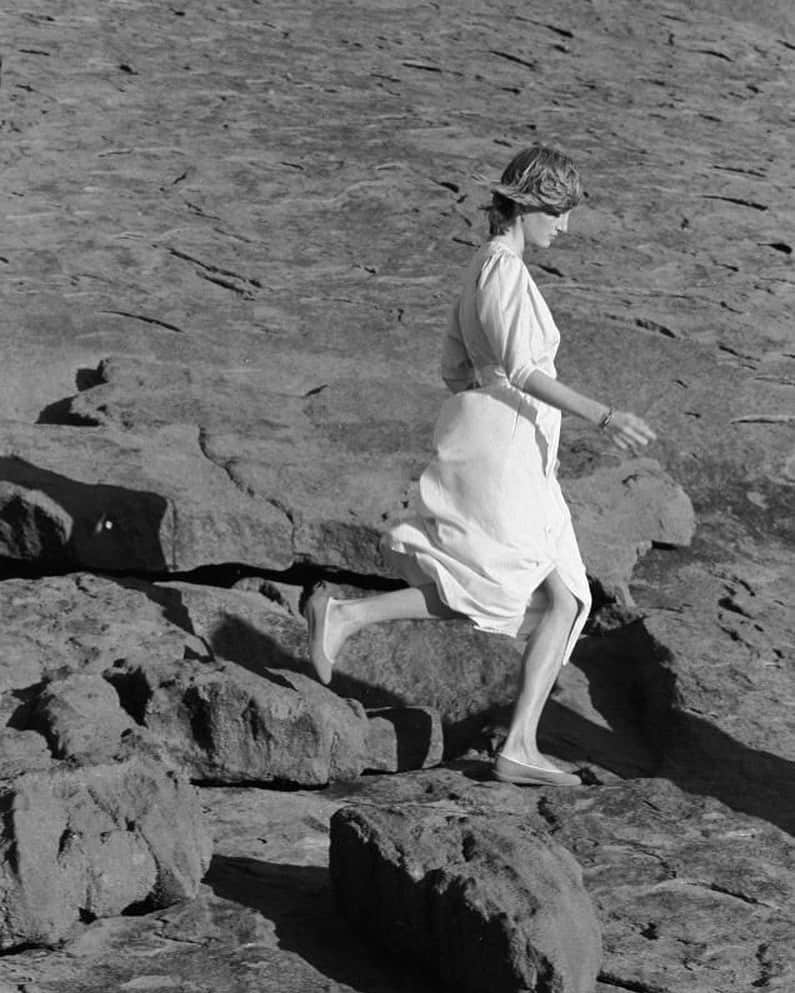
[330, 804, 602, 993]
[0, 755, 212, 950]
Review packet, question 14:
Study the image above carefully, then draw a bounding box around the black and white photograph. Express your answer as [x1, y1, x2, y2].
[0, 1, 792, 991]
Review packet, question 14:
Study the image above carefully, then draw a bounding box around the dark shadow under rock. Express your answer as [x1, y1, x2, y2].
[660, 713, 795, 836]
[205, 855, 440, 993]
[329, 804, 602, 993]
[577, 619, 795, 835]
[36, 397, 101, 427]
[0, 456, 170, 571]
[365, 706, 443, 773]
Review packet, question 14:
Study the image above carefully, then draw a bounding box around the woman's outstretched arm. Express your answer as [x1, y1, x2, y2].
[523, 369, 656, 453]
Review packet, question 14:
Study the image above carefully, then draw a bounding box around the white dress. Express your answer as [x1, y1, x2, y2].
[382, 237, 591, 664]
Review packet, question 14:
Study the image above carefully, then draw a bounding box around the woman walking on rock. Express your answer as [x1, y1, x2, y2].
[306, 144, 655, 786]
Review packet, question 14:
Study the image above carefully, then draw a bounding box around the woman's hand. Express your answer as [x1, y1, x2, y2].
[605, 411, 656, 453]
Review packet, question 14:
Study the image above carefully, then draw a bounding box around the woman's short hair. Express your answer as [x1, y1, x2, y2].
[487, 144, 583, 235]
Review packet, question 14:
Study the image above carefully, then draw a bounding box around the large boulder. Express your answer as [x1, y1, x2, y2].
[0, 574, 444, 781]
[29, 673, 137, 763]
[0, 573, 206, 696]
[330, 803, 602, 993]
[338, 769, 795, 993]
[105, 655, 370, 785]
[162, 574, 527, 751]
[562, 458, 695, 603]
[0, 729, 53, 779]
[0, 755, 212, 950]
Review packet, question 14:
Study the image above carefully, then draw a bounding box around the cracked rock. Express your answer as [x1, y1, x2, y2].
[0, 755, 212, 951]
[330, 804, 602, 993]
[105, 655, 371, 786]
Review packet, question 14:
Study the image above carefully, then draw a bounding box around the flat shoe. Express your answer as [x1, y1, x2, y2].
[493, 754, 581, 787]
[306, 588, 335, 685]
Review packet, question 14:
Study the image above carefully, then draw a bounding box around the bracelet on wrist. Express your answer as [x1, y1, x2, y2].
[598, 406, 614, 430]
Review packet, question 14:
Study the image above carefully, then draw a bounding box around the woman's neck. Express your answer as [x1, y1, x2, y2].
[492, 219, 525, 257]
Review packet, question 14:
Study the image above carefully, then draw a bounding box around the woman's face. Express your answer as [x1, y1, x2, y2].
[521, 209, 571, 249]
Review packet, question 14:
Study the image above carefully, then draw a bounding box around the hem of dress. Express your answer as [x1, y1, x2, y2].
[382, 535, 591, 662]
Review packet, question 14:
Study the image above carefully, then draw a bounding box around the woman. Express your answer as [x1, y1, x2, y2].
[306, 144, 655, 786]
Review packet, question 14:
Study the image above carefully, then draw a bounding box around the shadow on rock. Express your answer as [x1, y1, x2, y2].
[661, 713, 795, 836]
[200, 606, 795, 833]
[0, 456, 170, 571]
[378, 707, 438, 772]
[208, 614, 307, 677]
[546, 624, 672, 776]
[539, 699, 658, 779]
[205, 855, 438, 993]
[208, 613, 409, 710]
[112, 576, 199, 640]
[36, 366, 105, 425]
[579, 620, 795, 835]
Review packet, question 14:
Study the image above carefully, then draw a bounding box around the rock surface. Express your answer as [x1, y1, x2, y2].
[2, 772, 792, 992]
[106, 655, 371, 786]
[330, 804, 602, 993]
[0, 574, 443, 785]
[630, 534, 795, 835]
[562, 460, 695, 602]
[0, 420, 695, 591]
[364, 706, 444, 773]
[29, 672, 137, 763]
[0, 755, 212, 951]
[350, 770, 795, 993]
[0, 0, 792, 989]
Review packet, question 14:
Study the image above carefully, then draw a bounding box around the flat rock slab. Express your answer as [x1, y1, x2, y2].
[0, 422, 293, 572]
[330, 804, 602, 993]
[0, 0, 792, 535]
[0, 417, 694, 593]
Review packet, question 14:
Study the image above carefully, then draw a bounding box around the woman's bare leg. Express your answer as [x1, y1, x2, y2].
[499, 570, 580, 773]
[322, 583, 457, 660]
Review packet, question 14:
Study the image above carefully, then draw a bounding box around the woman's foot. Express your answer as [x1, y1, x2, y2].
[305, 587, 336, 684]
[305, 586, 355, 685]
[493, 753, 581, 787]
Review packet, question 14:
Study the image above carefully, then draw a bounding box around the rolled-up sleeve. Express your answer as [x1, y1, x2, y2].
[475, 253, 540, 390]
[440, 303, 476, 393]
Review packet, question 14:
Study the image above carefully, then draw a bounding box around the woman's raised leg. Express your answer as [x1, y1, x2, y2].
[306, 583, 457, 684]
[497, 570, 581, 781]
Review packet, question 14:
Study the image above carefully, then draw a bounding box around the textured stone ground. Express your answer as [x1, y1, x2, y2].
[0, 0, 793, 990]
